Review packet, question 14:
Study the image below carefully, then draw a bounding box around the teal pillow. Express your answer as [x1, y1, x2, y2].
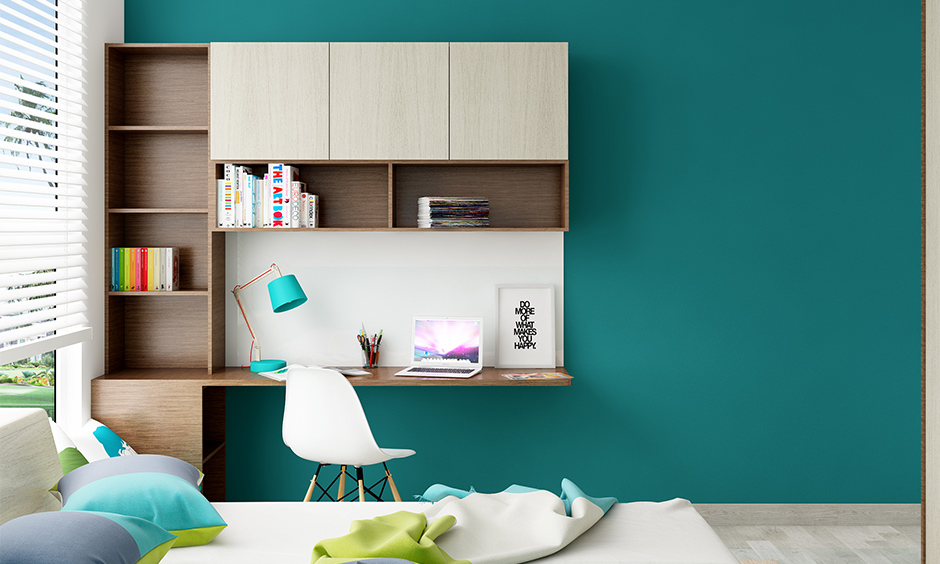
[0, 510, 176, 564]
[59, 455, 226, 547]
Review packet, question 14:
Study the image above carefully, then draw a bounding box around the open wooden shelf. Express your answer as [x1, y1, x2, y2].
[209, 160, 568, 231]
[106, 44, 208, 128]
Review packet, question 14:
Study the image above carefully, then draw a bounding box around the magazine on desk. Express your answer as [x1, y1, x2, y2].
[501, 372, 570, 380]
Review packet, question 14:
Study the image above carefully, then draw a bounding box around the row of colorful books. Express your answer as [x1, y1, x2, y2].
[217, 164, 319, 228]
[109, 247, 180, 292]
[418, 196, 489, 228]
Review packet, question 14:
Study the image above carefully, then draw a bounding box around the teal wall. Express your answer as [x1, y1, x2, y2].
[125, 1, 921, 503]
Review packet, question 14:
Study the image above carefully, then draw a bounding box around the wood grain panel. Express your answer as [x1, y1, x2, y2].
[105, 47, 125, 128]
[209, 231, 226, 371]
[210, 43, 329, 160]
[201, 386, 226, 500]
[450, 43, 568, 160]
[104, 292, 125, 373]
[123, 296, 208, 368]
[105, 133, 126, 209]
[330, 43, 449, 160]
[121, 132, 208, 209]
[394, 164, 566, 228]
[91, 379, 204, 469]
[295, 164, 389, 228]
[122, 53, 208, 127]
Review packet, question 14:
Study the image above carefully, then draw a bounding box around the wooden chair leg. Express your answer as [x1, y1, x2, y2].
[356, 467, 365, 502]
[303, 463, 322, 502]
[384, 463, 402, 502]
[337, 465, 346, 502]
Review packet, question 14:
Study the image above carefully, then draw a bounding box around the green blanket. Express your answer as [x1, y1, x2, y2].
[311, 510, 469, 564]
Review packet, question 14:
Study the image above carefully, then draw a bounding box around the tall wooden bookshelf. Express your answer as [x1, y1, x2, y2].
[104, 44, 221, 373]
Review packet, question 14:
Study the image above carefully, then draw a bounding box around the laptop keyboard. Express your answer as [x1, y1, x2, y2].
[404, 367, 475, 374]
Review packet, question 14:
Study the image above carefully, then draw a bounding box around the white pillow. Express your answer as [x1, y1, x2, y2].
[71, 418, 137, 462]
[47, 418, 89, 475]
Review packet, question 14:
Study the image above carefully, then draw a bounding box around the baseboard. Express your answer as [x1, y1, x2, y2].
[693, 504, 921, 526]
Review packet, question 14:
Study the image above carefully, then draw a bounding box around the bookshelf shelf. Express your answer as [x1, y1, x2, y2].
[107, 126, 209, 133]
[109, 208, 207, 214]
[107, 290, 209, 297]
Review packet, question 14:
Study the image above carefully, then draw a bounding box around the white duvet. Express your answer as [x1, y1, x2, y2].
[161, 499, 737, 564]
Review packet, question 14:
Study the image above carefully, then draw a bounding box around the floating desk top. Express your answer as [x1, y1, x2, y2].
[94, 366, 572, 386]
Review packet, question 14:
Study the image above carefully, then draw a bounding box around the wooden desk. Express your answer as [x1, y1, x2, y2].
[90, 366, 570, 500]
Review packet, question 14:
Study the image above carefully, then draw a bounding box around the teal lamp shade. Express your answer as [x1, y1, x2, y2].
[268, 274, 307, 313]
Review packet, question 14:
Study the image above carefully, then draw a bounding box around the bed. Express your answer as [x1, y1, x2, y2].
[0, 408, 739, 564]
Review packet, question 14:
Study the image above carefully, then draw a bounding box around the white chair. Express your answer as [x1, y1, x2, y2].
[281, 366, 415, 502]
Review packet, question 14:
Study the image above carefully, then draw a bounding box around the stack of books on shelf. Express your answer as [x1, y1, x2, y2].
[217, 163, 319, 229]
[109, 247, 180, 291]
[417, 197, 489, 228]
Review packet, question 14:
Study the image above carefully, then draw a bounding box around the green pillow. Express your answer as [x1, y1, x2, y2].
[59, 455, 226, 547]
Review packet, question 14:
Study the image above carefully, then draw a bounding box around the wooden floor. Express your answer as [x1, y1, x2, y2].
[714, 525, 921, 564]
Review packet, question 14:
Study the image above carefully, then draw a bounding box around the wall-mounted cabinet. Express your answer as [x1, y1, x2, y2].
[210, 43, 330, 161]
[450, 43, 568, 160]
[330, 43, 449, 160]
[209, 42, 567, 161]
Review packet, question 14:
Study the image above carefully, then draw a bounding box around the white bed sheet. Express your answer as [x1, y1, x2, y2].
[161, 498, 737, 564]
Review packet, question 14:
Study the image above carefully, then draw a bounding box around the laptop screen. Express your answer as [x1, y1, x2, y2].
[412, 318, 481, 366]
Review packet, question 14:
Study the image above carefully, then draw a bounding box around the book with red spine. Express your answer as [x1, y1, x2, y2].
[139, 248, 148, 291]
[269, 164, 288, 227]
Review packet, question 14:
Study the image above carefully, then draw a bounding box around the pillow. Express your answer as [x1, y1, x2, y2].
[0, 408, 62, 524]
[59, 455, 226, 547]
[72, 418, 137, 462]
[48, 418, 89, 476]
[0, 510, 176, 564]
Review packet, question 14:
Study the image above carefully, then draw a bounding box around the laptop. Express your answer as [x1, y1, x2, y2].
[395, 317, 483, 378]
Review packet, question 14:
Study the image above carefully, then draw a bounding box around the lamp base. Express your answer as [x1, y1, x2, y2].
[250, 359, 288, 373]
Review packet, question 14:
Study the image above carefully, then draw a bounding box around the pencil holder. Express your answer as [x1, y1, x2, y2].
[363, 343, 379, 369]
[357, 331, 381, 369]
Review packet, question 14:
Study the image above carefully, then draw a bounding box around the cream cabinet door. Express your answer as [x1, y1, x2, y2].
[450, 43, 568, 160]
[210, 43, 329, 160]
[330, 43, 449, 160]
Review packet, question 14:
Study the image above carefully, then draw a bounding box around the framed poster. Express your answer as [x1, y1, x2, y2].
[495, 284, 555, 368]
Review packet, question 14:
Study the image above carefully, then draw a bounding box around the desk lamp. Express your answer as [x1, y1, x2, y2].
[232, 263, 307, 372]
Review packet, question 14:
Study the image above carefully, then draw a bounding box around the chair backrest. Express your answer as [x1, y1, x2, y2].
[281, 366, 385, 466]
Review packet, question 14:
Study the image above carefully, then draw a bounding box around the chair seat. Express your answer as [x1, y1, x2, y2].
[319, 447, 415, 467]
[380, 448, 416, 460]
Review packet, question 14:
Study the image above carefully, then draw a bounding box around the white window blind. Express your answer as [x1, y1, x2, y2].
[0, 0, 90, 364]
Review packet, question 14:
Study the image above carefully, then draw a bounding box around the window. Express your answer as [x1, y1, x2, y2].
[0, 349, 54, 418]
[0, 0, 90, 392]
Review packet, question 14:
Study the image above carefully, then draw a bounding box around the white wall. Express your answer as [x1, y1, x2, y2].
[225, 231, 564, 368]
[60, 0, 123, 432]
